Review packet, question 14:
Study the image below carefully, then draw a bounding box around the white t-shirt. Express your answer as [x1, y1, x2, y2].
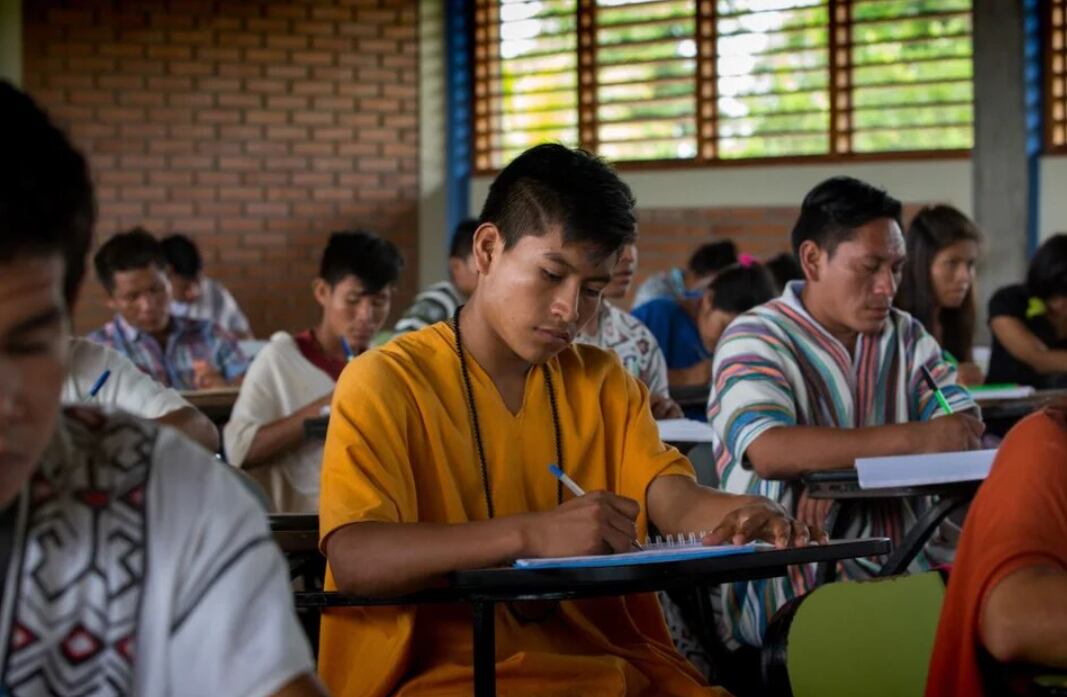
[0, 408, 314, 696]
[63, 337, 191, 418]
[224, 332, 335, 513]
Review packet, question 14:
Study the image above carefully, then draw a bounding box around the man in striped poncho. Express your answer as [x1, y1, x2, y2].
[707, 176, 984, 648]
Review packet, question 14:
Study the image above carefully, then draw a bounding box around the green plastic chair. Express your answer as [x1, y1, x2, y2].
[761, 572, 947, 697]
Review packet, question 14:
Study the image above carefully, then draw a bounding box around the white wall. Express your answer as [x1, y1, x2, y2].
[0, 0, 20, 86]
[417, 0, 447, 289]
[1040, 156, 1067, 242]
[470, 159, 973, 215]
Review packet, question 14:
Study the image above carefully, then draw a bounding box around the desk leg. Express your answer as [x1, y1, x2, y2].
[815, 501, 851, 586]
[877, 496, 963, 577]
[472, 599, 497, 697]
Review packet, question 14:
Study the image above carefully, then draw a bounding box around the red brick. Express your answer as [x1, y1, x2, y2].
[219, 156, 260, 171]
[98, 170, 146, 187]
[149, 201, 196, 217]
[219, 187, 264, 201]
[48, 9, 94, 25]
[220, 125, 263, 141]
[150, 138, 195, 155]
[266, 5, 309, 19]
[119, 91, 167, 107]
[266, 126, 308, 141]
[266, 95, 308, 110]
[293, 111, 334, 126]
[292, 141, 334, 156]
[197, 202, 242, 215]
[217, 93, 262, 109]
[121, 123, 168, 139]
[196, 109, 241, 124]
[193, 170, 236, 185]
[246, 79, 287, 94]
[337, 142, 379, 157]
[197, 77, 241, 92]
[293, 21, 335, 36]
[168, 92, 214, 108]
[170, 61, 214, 76]
[311, 66, 353, 82]
[264, 156, 307, 170]
[196, 47, 241, 62]
[245, 202, 290, 217]
[169, 155, 214, 170]
[243, 171, 288, 186]
[266, 35, 309, 51]
[148, 107, 194, 124]
[168, 29, 215, 45]
[244, 48, 288, 64]
[311, 36, 352, 52]
[168, 218, 217, 233]
[123, 186, 167, 201]
[292, 50, 333, 66]
[291, 172, 334, 187]
[245, 110, 289, 126]
[217, 32, 263, 48]
[98, 43, 146, 58]
[149, 171, 195, 186]
[265, 65, 308, 80]
[147, 44, 193, 60]
[218, 63, 263, 78]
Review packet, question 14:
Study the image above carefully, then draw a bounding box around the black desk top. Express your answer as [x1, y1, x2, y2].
[294, 537, 890, 607]
[802, 469, 982, 500]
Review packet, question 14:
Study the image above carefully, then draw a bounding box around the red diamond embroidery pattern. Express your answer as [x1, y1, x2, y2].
[116, 635, 135, 663]
[10, 623, 36, 651]
[60, 625, 103, 665]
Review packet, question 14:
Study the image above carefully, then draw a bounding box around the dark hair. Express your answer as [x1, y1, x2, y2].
[791, 176, 903, 258]
[1027, 233, 1067, 300]
[479, 143, 636, 260]
[0, 81, 95, 306]
[689, 240, 738, 277]
[708, 262, 777, 314]
[449, 218, 478, 260]
[896, 205, 980, 361]
[93, 227, 165, 293]
[765, 252, 803, 292]
[160, 234, 203, 279]
[319, 230, 404, 292]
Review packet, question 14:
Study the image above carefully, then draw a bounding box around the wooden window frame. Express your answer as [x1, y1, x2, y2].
[1047, 0, 1067, 153]
[473, 0, 974, 173]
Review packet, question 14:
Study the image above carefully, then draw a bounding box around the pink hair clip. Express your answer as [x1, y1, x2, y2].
[738, 253, 755, 268]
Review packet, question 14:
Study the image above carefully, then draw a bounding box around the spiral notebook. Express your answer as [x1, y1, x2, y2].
[513, 534, 772, 570]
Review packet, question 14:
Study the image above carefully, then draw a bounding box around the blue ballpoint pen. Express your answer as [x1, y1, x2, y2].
[548, 464, 643, 550]
[86, 369, 111, 401]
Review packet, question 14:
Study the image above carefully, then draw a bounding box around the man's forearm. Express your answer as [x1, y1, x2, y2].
[647, 474, 760, 538]
[745, 424, 918, 478]
[155, 407, 219, 452]
[325, 518, 529, 597]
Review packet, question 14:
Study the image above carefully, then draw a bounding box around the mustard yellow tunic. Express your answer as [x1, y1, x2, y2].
[318, 323, 725, 697]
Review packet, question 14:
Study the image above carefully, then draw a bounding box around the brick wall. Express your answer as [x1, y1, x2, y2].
[22, 0, 419, 335]
[627, 204, 927, 307]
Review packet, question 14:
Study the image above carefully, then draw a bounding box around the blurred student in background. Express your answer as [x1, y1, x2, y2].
[393, 218, 479, 335]
[895, 205, 982, 385]
[632, 239, 737, 308]
[987, 233, 1067, 388]
[162, 233, 254, 340]
[89, 229, 248, 391]
[225, 231, 402, 513]
[576, 243, 682, 418]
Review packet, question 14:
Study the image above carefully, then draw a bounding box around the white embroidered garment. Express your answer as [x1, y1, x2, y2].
[0, 409, 312, 696]
[62, 337, 191, 417]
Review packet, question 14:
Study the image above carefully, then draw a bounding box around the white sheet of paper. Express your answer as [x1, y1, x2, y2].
[855, 449, 997, 489]
[968, 385, 1036, 401]
[657, 418, 717, 443]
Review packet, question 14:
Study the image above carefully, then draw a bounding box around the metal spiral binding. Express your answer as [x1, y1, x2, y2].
[643, 531, 708, 548]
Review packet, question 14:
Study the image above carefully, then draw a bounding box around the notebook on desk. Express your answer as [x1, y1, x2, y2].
[855, 449, 997, 489]
[513, 540, 771, 570]
[966, 383, 1036, 401]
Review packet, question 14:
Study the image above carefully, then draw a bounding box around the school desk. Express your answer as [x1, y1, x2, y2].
[976, 387, 1067, 437]
[180, 385, 241, 425]
[803, 469, 979, 583]
[292, 536, 890, 697]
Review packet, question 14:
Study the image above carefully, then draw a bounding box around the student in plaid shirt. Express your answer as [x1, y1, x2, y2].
[87, 229, 248, 391]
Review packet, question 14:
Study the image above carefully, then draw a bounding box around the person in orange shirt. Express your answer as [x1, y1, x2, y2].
[926, 406, 1067, 696]
[317, 144, 821, 697]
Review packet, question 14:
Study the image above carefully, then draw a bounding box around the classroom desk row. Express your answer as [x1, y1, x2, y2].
[267, 512, 889, 697]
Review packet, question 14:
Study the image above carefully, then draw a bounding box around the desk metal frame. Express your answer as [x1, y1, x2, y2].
[803, 474, 978, 584]
[289, 538, 890, 697]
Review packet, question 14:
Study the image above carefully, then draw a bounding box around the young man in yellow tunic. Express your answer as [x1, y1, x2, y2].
[318, 144, 820, 697]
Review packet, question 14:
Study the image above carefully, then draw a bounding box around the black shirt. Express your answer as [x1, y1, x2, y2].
[986, 283, 1067, 387]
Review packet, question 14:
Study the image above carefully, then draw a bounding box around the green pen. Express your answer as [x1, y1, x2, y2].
[920, 365, 954, 415]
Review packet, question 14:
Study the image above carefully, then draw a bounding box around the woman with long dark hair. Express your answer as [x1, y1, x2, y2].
[896, 205, 982, 384]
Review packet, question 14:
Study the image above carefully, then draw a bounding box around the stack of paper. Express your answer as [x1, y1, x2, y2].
[514, 542, 769, 569]
[967, 384, 1036, 401]
[657, 418, 717, 443]
[855, 449, 997, 489]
